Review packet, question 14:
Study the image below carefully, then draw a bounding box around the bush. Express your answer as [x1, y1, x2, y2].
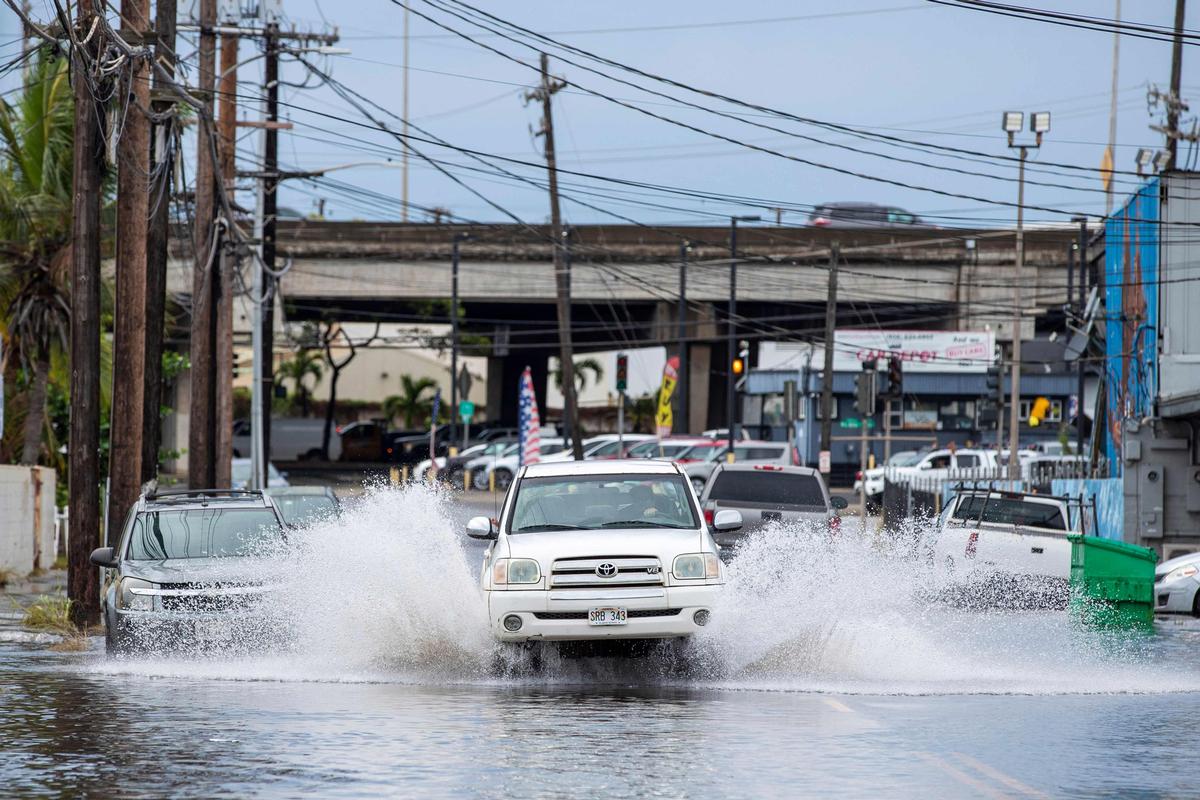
[22, 595, 75, 635]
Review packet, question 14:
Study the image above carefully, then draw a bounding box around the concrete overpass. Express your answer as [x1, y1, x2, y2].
[167, 222, 1080, 429]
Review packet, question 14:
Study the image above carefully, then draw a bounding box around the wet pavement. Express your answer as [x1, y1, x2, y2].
[3, 486, 1199, 798]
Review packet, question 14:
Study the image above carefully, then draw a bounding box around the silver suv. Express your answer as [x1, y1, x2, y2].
[698, 464, 845, 552]
[90, 489, 287, 655]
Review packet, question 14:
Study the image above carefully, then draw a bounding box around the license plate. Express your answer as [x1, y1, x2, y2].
[588, 607, 628, 626]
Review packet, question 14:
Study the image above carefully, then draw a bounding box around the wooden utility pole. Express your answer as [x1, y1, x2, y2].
[1166, 0, 1187, 169]
[819, 243, 839, 454]
[141, 0, 178, 484]
[529, 53, 583, 460]
[107, 0, 153, 541]
[213, 31, 238, 488]
[68, 0, 105, 626]
[188, 0, 219, 489]
[261, 24, 280, 485]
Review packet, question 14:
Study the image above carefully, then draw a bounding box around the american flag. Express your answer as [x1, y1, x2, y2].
[429, 388, 441, 462]
[518, 367, 542, 466]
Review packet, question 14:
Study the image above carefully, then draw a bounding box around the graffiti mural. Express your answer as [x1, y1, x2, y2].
[1104, 179, 1159, 471]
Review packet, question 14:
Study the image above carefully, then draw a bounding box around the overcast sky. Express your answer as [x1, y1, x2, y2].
[2, 1, 1195, 227]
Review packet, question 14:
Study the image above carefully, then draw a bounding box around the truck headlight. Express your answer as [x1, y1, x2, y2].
[1164, 564, 1199, 583]
[119, 577, 156, 611]
[492, 558, 541, 585]
[673, 553, 720, 580]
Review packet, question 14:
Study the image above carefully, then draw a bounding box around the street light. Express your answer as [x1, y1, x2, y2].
[728, 215, 761, 441]
[1001, 110, 1049, 480]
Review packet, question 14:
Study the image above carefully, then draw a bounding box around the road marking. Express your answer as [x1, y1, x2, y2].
[953, 752, 1050, 799]
[915, 752, 1010, 799]
[821, 698, 855, 713]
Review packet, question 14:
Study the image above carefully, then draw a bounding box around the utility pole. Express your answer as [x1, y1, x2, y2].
[1076, 217, 1088, 458]
[676, 240, 689, 434]
[213, 27, 238, 490]
[401, 3, 410, 222]
[260, 22, 280, 488]
[528, 53, 582, 460]
[69, 0, 105, 625]
[819, 244, 839, 454]
[1105, 0, 1122, 215]
[188, 0, 219, 490]
[1167, 0, 1187, 170]
[108, 0, 152, 539]
[727, 215, 759, 440]
[450, 231, 467, 445]
[141, 0, 178, 484]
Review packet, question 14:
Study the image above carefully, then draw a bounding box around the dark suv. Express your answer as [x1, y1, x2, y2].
[90, 489, 288, 655]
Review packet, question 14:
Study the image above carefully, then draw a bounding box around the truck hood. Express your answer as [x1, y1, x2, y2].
[123, 557, 277, 586]
[501, 528, 708, 566]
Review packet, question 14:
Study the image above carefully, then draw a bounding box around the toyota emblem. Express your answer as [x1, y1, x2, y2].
[595, 562, 617, 578]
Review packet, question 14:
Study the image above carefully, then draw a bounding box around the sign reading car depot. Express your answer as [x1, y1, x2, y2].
[833, 330, 995, 373]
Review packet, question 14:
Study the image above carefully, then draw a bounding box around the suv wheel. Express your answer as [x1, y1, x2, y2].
[105, 618, 131, 656]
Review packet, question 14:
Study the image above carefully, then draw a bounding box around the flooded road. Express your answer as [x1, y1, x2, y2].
[4, 485, 1200, 797]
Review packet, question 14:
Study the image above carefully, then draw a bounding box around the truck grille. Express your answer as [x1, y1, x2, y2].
[533, 609, 682, 620]
[159, 593, 256, 613]
[550, 556, 664, 588]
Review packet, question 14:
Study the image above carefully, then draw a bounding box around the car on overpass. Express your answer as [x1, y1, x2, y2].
[808, 202, 928, 228]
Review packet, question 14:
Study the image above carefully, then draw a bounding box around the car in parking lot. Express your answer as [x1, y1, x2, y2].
[231, 458, 290, 489]
[683, 440, 797, 494]
[265, 486, 340, 527]
[1155, 551, 1200, 616]
[467, 459, 736, 643]
[627, 438, 712, 460]
[484, 438, 569, 490]
[90, 489, 288, 654]
[699, 464, 845, 550]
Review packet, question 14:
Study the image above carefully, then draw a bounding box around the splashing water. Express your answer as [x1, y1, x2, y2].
[90, 486, 1200, 695]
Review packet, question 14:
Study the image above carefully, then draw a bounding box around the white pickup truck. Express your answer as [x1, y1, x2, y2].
[931, 489, 1079, 605]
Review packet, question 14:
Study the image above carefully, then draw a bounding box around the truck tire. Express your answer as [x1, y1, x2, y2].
[105, 617, 131, 656]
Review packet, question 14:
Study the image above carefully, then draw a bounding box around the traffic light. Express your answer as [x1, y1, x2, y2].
[854, 360, 877, 414]
[232, 350, 240, 378]
[615, 353, 628, 392]
[1028, 396, 1050, 427]
[985, 366, 1001, 392]
[731, 356, 744, 376]
[883, 357, 903, 399]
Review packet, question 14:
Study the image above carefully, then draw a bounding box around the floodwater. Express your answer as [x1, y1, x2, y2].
[4, 484, 1200, 798]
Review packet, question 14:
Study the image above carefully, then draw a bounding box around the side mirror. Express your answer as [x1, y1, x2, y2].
[712, 509, 743, 532]
[90, 547, 117, 568]
[466, 516, 497, 540]
[831, 496, 848, 510]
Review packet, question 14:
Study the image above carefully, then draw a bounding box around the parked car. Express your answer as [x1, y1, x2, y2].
[671, 439, 729, 465]
[808, 202, 926, 228]
[337, 421, 390, 462]
[90, 489, 288, 654]
[699, 464, 845, 551]
[853, 450, 921, 502]
[231, 458, 289, 489]
[540, 434, 657, 463]
[466, 441, 522, 490]
[265, 486, 339, 527]
[882, 448, 999, 485]
[465, 459, 735, 643]
[627, 438, 712, 460]
[683, 440, 797, 494]
[1155, 551, 1200, 616]
[931, 489, 1079, 606]
[233, 417, 342, 461]
[484, 438, 568, 490]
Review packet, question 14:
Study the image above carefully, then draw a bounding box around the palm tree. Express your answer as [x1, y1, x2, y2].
[0, 51, 76, 465]
[275, 348, 323, 416]
[552, 356, 604, 393]
[383, 375, 438, 428]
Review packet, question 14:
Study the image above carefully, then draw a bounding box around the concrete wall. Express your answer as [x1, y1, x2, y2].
[0, 465, 56, 575]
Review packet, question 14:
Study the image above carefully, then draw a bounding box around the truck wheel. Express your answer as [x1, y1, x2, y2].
[493, 469, 513, 490]
[105, 618, 131, 656]
[1193, 588, 1200, 618]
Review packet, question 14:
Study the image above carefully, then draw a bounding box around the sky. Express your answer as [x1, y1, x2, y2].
[1, 1, 1196, 227]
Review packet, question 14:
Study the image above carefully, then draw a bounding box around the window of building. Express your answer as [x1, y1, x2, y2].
[902, 399, 938, 429]
[939, 400, 976, 431]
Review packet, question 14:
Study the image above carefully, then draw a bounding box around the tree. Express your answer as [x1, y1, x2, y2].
[552, 356, 604, 394]
[319, 321, 381, 459]
[628, 394, 656, 433]
[276, 348, 323, 416]
[383, 374, 438, 428]
[0, 51, 77, 465]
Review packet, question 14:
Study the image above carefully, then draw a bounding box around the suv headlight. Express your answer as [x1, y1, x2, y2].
[492, 558, 541, 586]
[673, 553, 720, 580]
[119, 577, 157, 611]
[1163, 564, 1199, 583]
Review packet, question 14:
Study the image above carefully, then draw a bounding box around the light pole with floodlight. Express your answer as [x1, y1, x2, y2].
[1002, 110, 1049, 480]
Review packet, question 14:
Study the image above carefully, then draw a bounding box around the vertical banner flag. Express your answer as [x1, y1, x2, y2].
[518, 366, 542, 466]
[655, 356, 680, 440]
[429, 387, 441, 463]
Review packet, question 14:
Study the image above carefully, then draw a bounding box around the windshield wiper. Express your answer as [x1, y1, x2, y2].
[515, 523, 586, 532]
[598, 520, 687, 529]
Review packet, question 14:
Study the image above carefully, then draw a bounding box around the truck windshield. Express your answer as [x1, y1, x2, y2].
[951, 496, 1067, 530]
[127, 508, 284, 560]
[708, 471, 826, 509]
[509, 475, 699, 532]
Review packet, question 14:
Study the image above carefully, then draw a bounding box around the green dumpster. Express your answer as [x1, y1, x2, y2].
[1068, 535, 1158, 628]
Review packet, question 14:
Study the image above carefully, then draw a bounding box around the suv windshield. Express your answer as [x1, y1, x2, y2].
[951, 496, 1067, 530]
[709, 471, 827, 509]
[127, 508, 284, 560]
[509, 475, 699, 532]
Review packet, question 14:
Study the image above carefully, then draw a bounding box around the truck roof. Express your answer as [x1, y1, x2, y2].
[521, 459, 682, 478]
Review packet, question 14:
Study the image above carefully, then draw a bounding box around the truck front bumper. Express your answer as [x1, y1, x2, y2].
[487, 584, 721, 642]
